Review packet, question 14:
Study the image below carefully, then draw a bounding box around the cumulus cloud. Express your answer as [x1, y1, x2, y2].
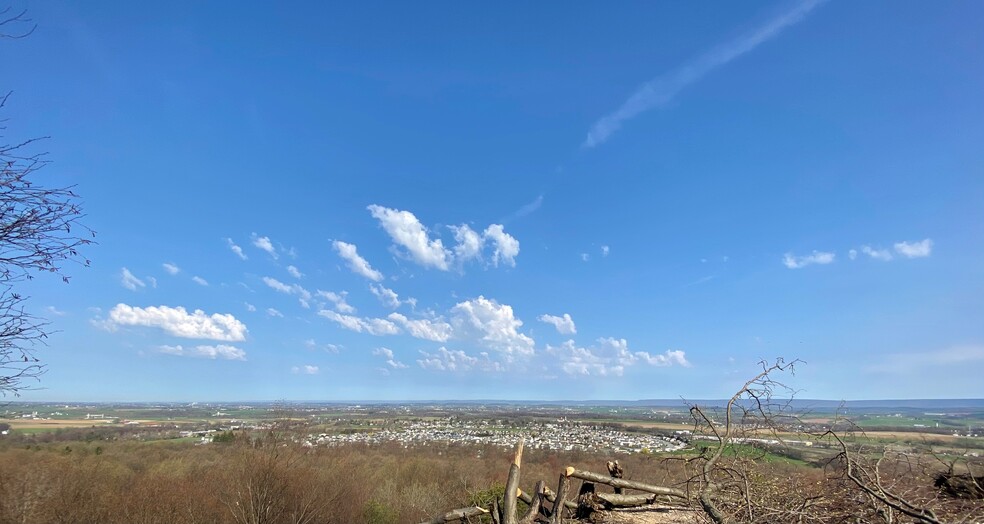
[848, 249, 858, 260]
[367, 205, 521, 271]
[782, 251, 835, 269]
[192, 276, 209, 286]
[287, 265, 303, 279]
[373, 347, 407, 368]
[370, 284, 402, 309]
[894, 238, 933, 258]
[318, 310, 401, 336]
[121, 268, 146, 291]
[317, 290, 355, 314]
[252, 234, 277, 259]
[601, 245, 610, 257]
[107, 304, 247, 341]
[332, 240, 384, 282]
[291, 365, 320, 375]
[861, 245, 894, 261]
[547, 337, 690, 376]
[146, 276, 158, 289]
[450, 224, 483, 262]
[244, 302, 257, 312]
[226, 238, 247, 260]
[266, 308, 284, 318]
[483, 224, 520, 267]
[417, 347, 481, 372]
[583, 0, 825, 147]
[387, 312, 453, 342]
[538, 313, 577, 335]
[368, 205, 451, 270]
[451, 296, 535, 359]
[162, 263, 180, 275]
[158, 344, 246, 361]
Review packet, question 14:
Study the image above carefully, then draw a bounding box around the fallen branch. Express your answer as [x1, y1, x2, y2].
[564, 467, 687, 499]
[419, 506, 490, 524]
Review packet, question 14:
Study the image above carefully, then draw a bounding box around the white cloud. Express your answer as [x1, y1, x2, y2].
[107, 304, 247, 341]
[252, 234, 278, 259]
[332, 240, 384, 282]
[266, 308, 284, 318]
[192, 276, 209, 287]
[601, 245, 610, 257]
[373, 347, 407, 369]
[387, 312, 453, 342]
[583, 0, 825, 147]
[483, 224, 520, 267]
[291, 365, 320, 375]
[451, 296, 535, 359]
[45, 306, 67, 316]
[580, 253, 590, 262]
[318, 310, 401, 336]
[120, 268, 146, 291]
[244, 302, 257, 312]
[304, 339, 341, 353]
[538, 313, 577, 335]
[162, 263, 181, 275]
[370, 284, 402, 308]
[146, 276, 158, 289]
[158, 344, 246, 361]
[450, 224, 483, 262]
[511, 195, 544, 219]
[317, 290, 355, 314]
[547, 337, 690, 376]
[861, 245, 894, 261]
[287, 265, 303, 279]
[226, 239, 247, 260]
[263, 277, 312, 302]
[368, 204, 451, 270]
[894, 238, 933, 258]
[782, 251, 835, 269]
[417, 347, 481, 372]
[848, 249, 858, 260]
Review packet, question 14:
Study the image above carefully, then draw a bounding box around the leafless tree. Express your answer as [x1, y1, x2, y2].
[1, 12, 94, 396]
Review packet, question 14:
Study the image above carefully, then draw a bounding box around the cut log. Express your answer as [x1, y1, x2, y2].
[502, 440, 525, 524]
[491, 498, 502, 524]
[607, 460, 624, 495]
[575, 482, 601, 520]
[419, 506, 490, 524]
[564, 467, 687, 499]
[550, 473, 571, 524]
[519, 480, 546, 524]
[595, 493, 656, 507]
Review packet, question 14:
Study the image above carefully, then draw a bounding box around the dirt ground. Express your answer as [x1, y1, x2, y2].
[593, 505, 703, 524]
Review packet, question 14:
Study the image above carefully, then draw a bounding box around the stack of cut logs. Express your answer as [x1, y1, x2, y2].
[420, 439, 690, 524]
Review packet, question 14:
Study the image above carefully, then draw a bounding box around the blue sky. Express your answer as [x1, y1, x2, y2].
[4, 1, 983, 401]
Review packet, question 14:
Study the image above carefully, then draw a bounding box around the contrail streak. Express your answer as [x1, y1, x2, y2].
[583, 0, 826, 148]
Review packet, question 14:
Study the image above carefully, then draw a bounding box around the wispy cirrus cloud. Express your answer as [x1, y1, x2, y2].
[584, 0, 825, 148]
[159, 344, 246, 361]
[120, 268, 146, 291]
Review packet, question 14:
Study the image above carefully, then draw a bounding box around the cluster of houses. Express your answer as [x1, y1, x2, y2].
[303, 419, 687, 454]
